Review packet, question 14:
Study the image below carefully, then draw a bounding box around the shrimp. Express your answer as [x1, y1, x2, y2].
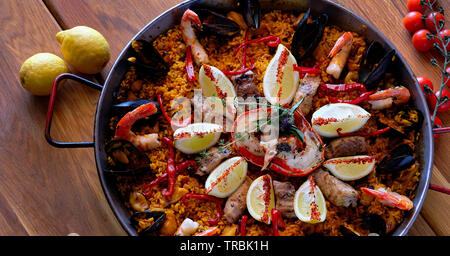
[361, 187, 413, 210]
[114, 102, 160, 151]
[368, 86, 410, 110]
[326, 32, 353, 79]
[181, 9, 209, 65]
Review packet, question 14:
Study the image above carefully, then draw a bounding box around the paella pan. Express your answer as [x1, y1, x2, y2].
[46, 0, 435, 236]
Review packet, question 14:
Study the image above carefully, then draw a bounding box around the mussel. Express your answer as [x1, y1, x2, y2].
[358, 41, 386, 84]
[291, 9, 328, 62]
[359, 45, 396, 89]
[339, 224, 361, 236]
[240, 0, 261, 29]
[361, 214, 386, 235]
[130, 210, 166, 235]
[196, 9, 241, 37]
[105, 140, 150, 173]
[378, 144, 416, 174]
[127, 40, 169, 79]
[379, 108, 424, 135]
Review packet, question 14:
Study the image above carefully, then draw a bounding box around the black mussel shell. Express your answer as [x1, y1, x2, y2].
[130, 210, 166, 235]
[365, 49, 396, 89]
[378, 155, 416, 174]
[291, 9, 328, 62]
[361, 214, 386, 235]
[240, 0, 261, 29]
[105, 140, 150, 173]
[358, 41, 386, 84]
[389, 144, 414, 157]
[128, 40, 169, 79]
[379, 108, 423, 135]
[196, 9, 240, 37]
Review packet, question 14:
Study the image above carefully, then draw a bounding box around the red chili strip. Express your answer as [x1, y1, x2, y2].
[235, 35, 281, 54]
[157, 94, 193, 128]
[240, 215, 248, 236]
[182, 193, 223, 226]
[319, 83, 367, 96]
[142, 160, 197, 198]
[185, 45, 196, 82]
[336, 127, 391, 137]
[160, 137, 176, 197]
[271, 208, 285, 236]
[293, 64, 321, 76]
[328, 91, 374, 104]
[222, 62, 255, 76]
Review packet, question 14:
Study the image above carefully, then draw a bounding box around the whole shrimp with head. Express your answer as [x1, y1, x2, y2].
[114, 102, 160, 151]
[326, 32, 353, 79]
[181, 9, 209, 65]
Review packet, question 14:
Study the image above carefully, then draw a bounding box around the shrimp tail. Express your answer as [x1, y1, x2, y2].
[328, 32, 353, 58]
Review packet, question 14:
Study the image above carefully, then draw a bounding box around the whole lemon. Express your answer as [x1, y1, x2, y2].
[56, 26, 110, 74]
[19, 53, 69, 96]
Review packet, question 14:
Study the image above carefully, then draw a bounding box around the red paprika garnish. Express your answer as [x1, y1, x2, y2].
[157, 94, 193, 129]
[161, 137, 176, 197]
[293, 64, 321, 76]
[271, 208, 285, 236]
[182, 193, 223, 225]
[319, 83, 367, 96]
[234, 35, 281, 54]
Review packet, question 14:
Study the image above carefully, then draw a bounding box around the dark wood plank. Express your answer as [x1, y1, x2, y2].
[0, 0, 124, 235]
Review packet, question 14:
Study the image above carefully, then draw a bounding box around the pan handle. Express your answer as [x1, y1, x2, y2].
[45, 73, 103, 148]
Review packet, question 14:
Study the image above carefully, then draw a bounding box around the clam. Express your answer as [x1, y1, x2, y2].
[130, 210, 166, 235]
[291, 9, 328, 63]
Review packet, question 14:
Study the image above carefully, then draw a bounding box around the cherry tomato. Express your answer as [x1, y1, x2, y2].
[407, 0, 427, 13]
[435, 29, 450, 51]
[425, 12, 445, 33]
[417, 76, 437, 111]
[403, 12, 425, 34]
[435, 90, 450, 112]
[433, 114, 443, 139]
[444, 67, 450, 87]
[412, 29, 434, 52]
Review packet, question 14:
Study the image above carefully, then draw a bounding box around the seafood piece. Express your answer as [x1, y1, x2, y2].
[231, 70, 261, 98]
[358, 41, 386, 84]
[240, 0, 261, 29]
[232, 107, 325, 177]
[378, 144, 416, 174]
[196, 227, 219, 236]
[325, 136, 367, 159]
[224, 177, 252, 223]
[129, 191, 149, 212]
[326, 32, 353, 79]
[128, 40, 169, 79]
[196, 9, 240, 37]
[226, 11, 247, 29]
[293, 74, 321, 115]
[105, 140, 150, 173]
[113, 99, 161, 127]
[181, 9, 209, 65]
[196, 146, 232, 176]
[368, 86, 411, 110]
[130, 210, 166, 235]
[273, 180, 296, 218]
[160, 211, 178, 236]
[361, 214, 386, 235]
[364, 50, 396, 89]
[291, 9, 328, 62]
[175, 218, 199, 236]
[340, 223, 361, 236]
[361, 187, 413, 210]
[378, 108, 423, 135]
[114, 102, 160, 151]
[313, 169, 359, 207]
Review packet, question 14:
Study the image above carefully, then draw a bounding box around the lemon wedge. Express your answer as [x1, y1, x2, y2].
[294, 176, 327, 223]
[173, 123, 222, 154]
[199, 64, 236, 98]
[246, 174, 275, 224]
[323, 155, 376, 181]
[205, 157, 248, 198]
[311, 103, 370, 138]
[263, 44, 299, 105]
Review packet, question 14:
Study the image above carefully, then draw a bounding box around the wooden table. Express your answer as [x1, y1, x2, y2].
[0, 0, 448, 236]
